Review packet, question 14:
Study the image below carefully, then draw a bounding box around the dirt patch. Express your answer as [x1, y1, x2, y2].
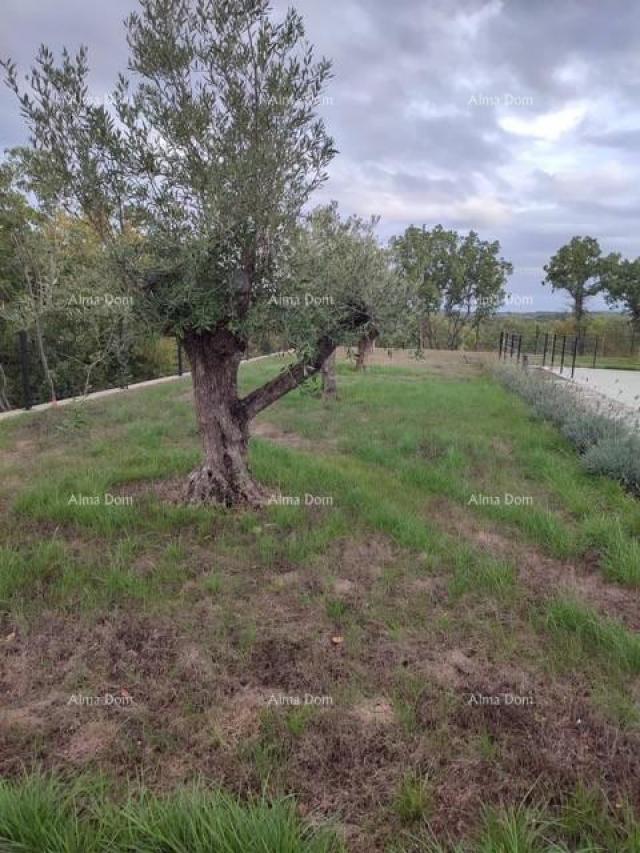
[330, 536, 397, 581]
[336, 347, 487, 379]
[63, 720, 119, 765]
[351, 697, 395, 725]
[333, 578, 357, 596]
[251, 420, 328, 452]
[426, 673, 640, 838]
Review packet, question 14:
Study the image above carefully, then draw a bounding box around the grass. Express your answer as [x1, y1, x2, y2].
[2, 350, 640, 850]
[545, 597, 640, 674]
[0, 775, 344, 853]
[393, 773, 433, 824]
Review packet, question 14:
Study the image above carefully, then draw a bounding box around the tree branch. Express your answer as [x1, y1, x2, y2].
[239, 335, 335, 421]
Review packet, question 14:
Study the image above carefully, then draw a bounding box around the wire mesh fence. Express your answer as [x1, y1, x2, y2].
[0, 330, 187, 412]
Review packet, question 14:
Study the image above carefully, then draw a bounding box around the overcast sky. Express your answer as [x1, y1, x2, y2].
[2, 0, 639, 312]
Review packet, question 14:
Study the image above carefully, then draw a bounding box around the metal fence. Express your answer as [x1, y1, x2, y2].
[3, 331, 186, 412]
[497, 330, 640, 379]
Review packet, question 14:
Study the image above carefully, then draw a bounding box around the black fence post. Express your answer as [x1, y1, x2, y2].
[176, 337, 183, 376]
[534, 325, 540, 354]
[592, 337, 598, 369]
[571, 336, 578, 379]
[559, 335, 567, 374]
[542, 332, 549, 367]
[550, 334, 557, 368]
[509, 333, 515, 359]
[517, 334, 522, 363]
[498, 331, 504, 359]
[17, 330, 32, 411]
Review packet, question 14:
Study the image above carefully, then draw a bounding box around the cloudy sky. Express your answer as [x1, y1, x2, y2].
[2, 0, 639, 312]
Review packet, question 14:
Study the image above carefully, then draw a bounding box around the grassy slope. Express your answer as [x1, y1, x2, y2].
[1, 351, 640, 852]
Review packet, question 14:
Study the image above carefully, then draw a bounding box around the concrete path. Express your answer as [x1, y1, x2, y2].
[539, 365, 640, 430]
[0, 352, 289, 423]
[546, 366, 640, 413]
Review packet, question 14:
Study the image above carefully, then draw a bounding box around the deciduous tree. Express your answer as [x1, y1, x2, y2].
[543, 236, 604, 338]
[601, 254, 640, 335]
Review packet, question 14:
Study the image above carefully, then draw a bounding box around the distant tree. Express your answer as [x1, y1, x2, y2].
[445, 231, 511, 350]
[390, 225, 452, 349]
[600, 254, 640, 335]
[3, 0, 371, 505]
[391, 225, 511, 351]
[543, 236, 604, 338]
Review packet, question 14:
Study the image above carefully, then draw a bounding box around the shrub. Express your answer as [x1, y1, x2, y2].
[494, 363, 639, 496]
[583, 436, 640, 496]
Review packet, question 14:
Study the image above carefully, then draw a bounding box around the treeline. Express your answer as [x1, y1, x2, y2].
[2, 159, 639, 412]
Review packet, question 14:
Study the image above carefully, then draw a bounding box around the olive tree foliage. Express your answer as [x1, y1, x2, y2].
[391, 225, 511, 350]
[542, 236, 604, 337]
[3, 0, 357, 505]
[285, 203, 410, 379]
[600, 254, 640, 333]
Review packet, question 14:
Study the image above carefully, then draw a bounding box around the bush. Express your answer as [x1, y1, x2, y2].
[559, 410, 618, 453]
[583, 436, 640, 496]
[494, 363, 639, 496]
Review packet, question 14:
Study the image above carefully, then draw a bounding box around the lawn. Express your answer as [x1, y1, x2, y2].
[1, 350, 640, 852]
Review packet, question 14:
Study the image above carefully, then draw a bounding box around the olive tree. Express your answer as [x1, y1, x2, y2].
[286, 203, 406, 393]
[4, 0, 364, 505]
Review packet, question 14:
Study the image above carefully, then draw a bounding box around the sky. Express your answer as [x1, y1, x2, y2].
[2, 0, 639, 313]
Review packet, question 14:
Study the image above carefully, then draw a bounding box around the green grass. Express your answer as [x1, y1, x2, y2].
[545, 597, 640, 674]
[393, 773, 433, 824]
[3, 354, 640, 850]
[0, 775, 344, 853]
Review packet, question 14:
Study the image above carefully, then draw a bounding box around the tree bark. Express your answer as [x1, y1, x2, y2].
[321, 350, 337, 399]
[183, 328, 262, 507]
[183, 329, 337, 506]
[0, 363, 10, 412]
[241, 335, 335, 420]
[355, 330, 378, 370]
[34, 318, 56, 403]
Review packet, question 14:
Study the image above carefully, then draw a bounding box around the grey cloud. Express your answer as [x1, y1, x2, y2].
[2, 0, 640, 312]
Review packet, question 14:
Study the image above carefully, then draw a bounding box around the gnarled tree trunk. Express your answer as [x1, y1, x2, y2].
[183, 329, 336, 506]
[355, 330, 378, 370]
[321, 350, 337, 399]
[183, 328, 262, 507]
